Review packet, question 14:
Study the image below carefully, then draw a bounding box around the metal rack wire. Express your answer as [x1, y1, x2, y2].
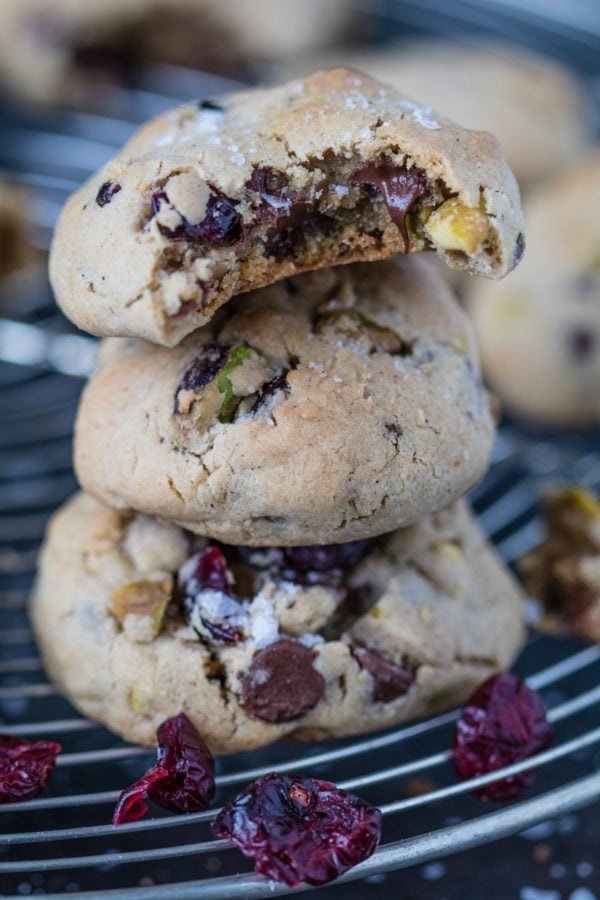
[0, 4, 599, 897]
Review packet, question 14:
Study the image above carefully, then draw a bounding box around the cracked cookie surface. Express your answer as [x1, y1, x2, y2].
[50, 67, 523, 346]
[74, 258, 495, 545]
[32, 492, 524, 753]
[468, 152, 600, 427]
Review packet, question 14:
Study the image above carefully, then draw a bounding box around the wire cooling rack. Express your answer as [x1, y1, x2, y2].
[1, 3, 599, 897]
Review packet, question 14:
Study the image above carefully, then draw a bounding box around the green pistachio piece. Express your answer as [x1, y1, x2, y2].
[108, 575, 173, 637]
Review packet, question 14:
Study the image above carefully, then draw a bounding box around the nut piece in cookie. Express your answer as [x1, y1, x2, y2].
[520, 486, 600, 642]
[50, 68, 523, 346]
[108, 575, 173, 642]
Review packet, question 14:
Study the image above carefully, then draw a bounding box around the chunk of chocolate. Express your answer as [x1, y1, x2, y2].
[350, 642, 414, 702]
[567, 327, 596, 361]
[242, 640, 325, 723]
[350, 163, 428, 251]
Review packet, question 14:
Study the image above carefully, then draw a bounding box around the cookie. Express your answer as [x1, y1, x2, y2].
[49, 67, 524, 347]
[304, 41, 592, 187]
[31, 492, 524, 752]
[0, 0, 254, 105]
[468, 153, 600, 427]
[74, 258, 494, 546]
[520, 486, 600, 643]
[0, 182, 35, 278]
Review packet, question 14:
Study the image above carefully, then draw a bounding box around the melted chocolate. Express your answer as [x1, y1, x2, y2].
[350, 163, 428, 251]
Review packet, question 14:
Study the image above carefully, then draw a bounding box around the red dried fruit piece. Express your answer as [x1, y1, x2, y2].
[151, 187, 242, 245]
[0, 734, 61, 803]
[112, 713, 215, 825]
[212, 773, 382, 887]
[452, 673, 553, 803]
[95, 181, 122, 207]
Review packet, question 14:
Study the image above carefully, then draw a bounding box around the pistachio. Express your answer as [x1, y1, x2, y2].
[426, 197, 489, 254]
[433, 541, 462, 561]
[561, 486, 600, 520]
[109, 575, 173, 637]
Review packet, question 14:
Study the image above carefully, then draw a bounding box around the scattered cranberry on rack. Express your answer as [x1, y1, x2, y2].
[0, 733, 61, 803]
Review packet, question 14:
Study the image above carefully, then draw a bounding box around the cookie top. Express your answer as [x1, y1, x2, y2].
[74, 258, 494, 546]
[468, 152, 600, 426]
[50, 67, 524, 346]
[520, 486, 600, 642]
[304, 41, 592, 187]
[32, 492, 524, 752]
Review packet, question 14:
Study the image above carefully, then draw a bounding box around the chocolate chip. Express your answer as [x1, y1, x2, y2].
[96, 182, 122, 207]
[242, 640, 325, 723]
[514, 232, 525, 264]
[250, 370, 291, 415]
[198, 99, 224, 112]
[350, 163, 428, 251]
[567, 327, 596, 360]
[350, 642, 414, 702]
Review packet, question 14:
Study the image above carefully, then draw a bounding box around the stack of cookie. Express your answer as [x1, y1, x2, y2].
[35, 69, 526, 753]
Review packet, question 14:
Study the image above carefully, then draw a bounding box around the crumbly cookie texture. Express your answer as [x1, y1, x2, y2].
[301, 41, 592, 187]
[74, 258, 494, 546]
[468, 152, 600, 426]
[50, 67, 524, 347]
[520, 486, 600, 643]
[31, 493, 524, 753]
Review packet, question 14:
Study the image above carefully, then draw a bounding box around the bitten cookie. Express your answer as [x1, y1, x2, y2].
[468, 153, 600, 427]
[74, 258, 494, 546]
[520, 486, 600, 643]
[50, 67, 524, 346]
[31, 493, 524, 753]
[304, 41, 591, 187]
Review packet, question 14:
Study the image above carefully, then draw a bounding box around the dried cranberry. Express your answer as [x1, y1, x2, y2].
[113, 713, 215, 825]
[452, 674, 553, 803]
[179, 546, 245, 645]
[0, 735, 61, 803]
[350, 642, 414, 702]
[350, 163, 428, 251]
[188, 546, 234, 595]
[151, 187, 242, 245]
[174, 342, 230, 413]
[250, 369, 291, 414]
[235, 539, 370, 589]
[212, 773, 382, 886]
[96, 181, 122, 207]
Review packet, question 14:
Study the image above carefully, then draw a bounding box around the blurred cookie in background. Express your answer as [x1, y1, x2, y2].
[0, 182, 37, 278]
[467, 152, 600, 428]
[298, 40, 592, 188]
[520, 486, 600, 643]
[0, 0, 355, 106]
